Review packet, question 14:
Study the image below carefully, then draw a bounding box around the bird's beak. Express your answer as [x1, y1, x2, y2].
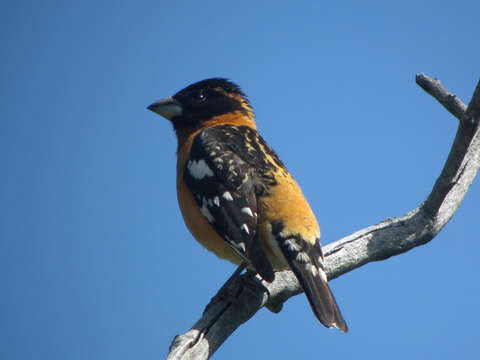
[147, 96, 182, 120]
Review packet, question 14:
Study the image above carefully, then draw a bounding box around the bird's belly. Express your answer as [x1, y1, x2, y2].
[177, 176, 243, 265]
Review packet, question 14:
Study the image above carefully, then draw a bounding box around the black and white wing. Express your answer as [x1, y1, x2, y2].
[183, 126, 274, 282]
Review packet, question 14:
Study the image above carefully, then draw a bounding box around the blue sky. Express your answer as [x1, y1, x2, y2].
[1, 1, 479, 359]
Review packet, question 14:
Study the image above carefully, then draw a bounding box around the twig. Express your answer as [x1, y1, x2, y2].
[415, 73, 467, 120]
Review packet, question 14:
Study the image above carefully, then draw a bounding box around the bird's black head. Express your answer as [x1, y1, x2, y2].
[147, 78, 254, 132]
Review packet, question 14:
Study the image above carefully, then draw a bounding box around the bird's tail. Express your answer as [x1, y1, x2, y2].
[280, 238, 348, 332]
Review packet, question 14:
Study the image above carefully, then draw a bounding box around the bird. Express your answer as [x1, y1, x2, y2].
[147, 78, 348, 332]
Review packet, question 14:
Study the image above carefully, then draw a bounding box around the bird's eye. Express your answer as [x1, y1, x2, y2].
[197, 91, 206, 102]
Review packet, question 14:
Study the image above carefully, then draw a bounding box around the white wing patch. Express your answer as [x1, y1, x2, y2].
[240, 223, 250, 234]
[200, 198, 215, 223]
[307, 263, 319, 277]
[296, 251, 310, 263]
[319, 268, 328, 282]
[187, 159, 214, 179]
[284, 238, 301, 252]
[241, 207, 254, 217]
[222, 191, 233, 201]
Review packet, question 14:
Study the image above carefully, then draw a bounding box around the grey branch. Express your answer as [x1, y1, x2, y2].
[167, 74, 480, 360]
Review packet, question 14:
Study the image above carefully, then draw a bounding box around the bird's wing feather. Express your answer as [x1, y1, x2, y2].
[183, 127, 274, 281]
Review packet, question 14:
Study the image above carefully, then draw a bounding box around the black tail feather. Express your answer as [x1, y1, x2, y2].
[279, 236, 348, 332]
[297, 263, 348, 332]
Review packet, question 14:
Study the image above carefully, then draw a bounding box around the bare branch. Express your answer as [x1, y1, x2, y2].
[167, 74, 480, 360]
[415, 73, 468, 120]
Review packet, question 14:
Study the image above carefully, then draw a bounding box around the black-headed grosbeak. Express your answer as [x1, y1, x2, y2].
[147, 78, 347, 332]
